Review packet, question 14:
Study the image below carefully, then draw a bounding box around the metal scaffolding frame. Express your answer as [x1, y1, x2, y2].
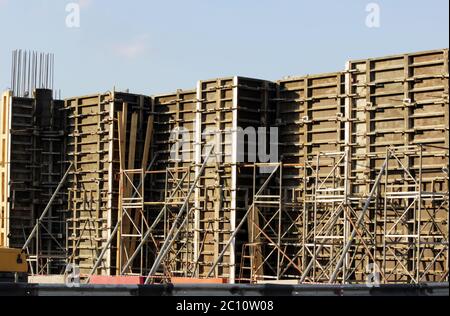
[206, 145, 449, 284]
[380, 145, 449, 284]
[237, 163, 307, 282]
[117, 168, 146, 274]
[116, 165, 195, 279]
[22, 163, 73, 275]
[113, 146, 216, 283]
[77, 144, 450, 284]
[302, 151, 351, 283]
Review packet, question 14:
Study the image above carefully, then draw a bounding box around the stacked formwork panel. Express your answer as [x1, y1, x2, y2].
[65, 91, 152, 276]
[194, 77, 276, 282]
[1, 48, 445, 285]
[347, 49, 449, 283]
[0, 92, 36, 249]
[123, 77, 276, 283]
[33, 89, 67, 274]
[229, 49, 448, 284]
[0, 89, 66, 274]
[257, 49, 449, 284]
[194, 78, 250, 281]
[75, 49, 448, 284]
[153, 89, 197, 193]
[255, 73, 347, 282]
[151, 89, 197, 278]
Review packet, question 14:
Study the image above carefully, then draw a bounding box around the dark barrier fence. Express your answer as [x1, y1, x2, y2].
[0, 283, 448, 296]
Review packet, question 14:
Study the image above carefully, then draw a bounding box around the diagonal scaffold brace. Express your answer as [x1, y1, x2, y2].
[328, 151, 391, 283]
[294, 150, 391, 284]
[142, 145, 215, 284]
[206, 164, 281, 278]
[22, 162, 74, 253]
[85, 154, 159, 282]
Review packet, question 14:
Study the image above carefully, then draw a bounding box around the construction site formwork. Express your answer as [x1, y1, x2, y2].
[61, 49, 450, 284]
[347, 49, 449, 283]
[0, 89, 67, 274]
[194, 77, 276, 282]
[1, 48, 447, 286]
[111, 89, 194, 280]
[117, 77, 277, 284]
[235, 49, 449, 285]
[149, 89, 197, 279]
[64, 91, 152, 276]
[272, 73, 347, 283]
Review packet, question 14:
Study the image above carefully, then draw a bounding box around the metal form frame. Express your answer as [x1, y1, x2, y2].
[148, 89, 198, 279]
[65, 93, 116, 276]
[270, 72, 351, 283]
[0, 91, 12, 248]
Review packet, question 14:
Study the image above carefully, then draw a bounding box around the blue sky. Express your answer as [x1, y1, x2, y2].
[0, 0, 448, 97]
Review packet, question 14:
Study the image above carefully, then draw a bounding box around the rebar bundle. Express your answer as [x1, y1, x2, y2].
[10, 49, 55, 97]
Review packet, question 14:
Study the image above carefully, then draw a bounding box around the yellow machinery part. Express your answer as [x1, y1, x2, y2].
[0, 248, 28, 273]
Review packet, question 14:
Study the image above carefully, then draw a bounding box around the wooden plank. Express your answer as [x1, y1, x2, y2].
[118, 112, 126, 171]
[141, 115, 154, 170]
[127, 112, 138, 173]
[122, 102, 128, 165]
[116, 111, 125, 271]
[119, 103, 130, 266]
[122, 112, 139, 259]
[127, 114, 154, 258]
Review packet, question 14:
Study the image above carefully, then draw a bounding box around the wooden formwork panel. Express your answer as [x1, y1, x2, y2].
[153, 89, 197, 196]
[3, 96, 36, 249]
[150, 77, 275, 281]
[65, 91, 152, 275]
[152, 89, 198, 275]
[34, 91, 68, 271]
[349, 49, 449, 196]
[195, 77, 276, 281]
[348, 49, 449, 283]
[0, 89, 67, 271]
[277, 73, 346, 192]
